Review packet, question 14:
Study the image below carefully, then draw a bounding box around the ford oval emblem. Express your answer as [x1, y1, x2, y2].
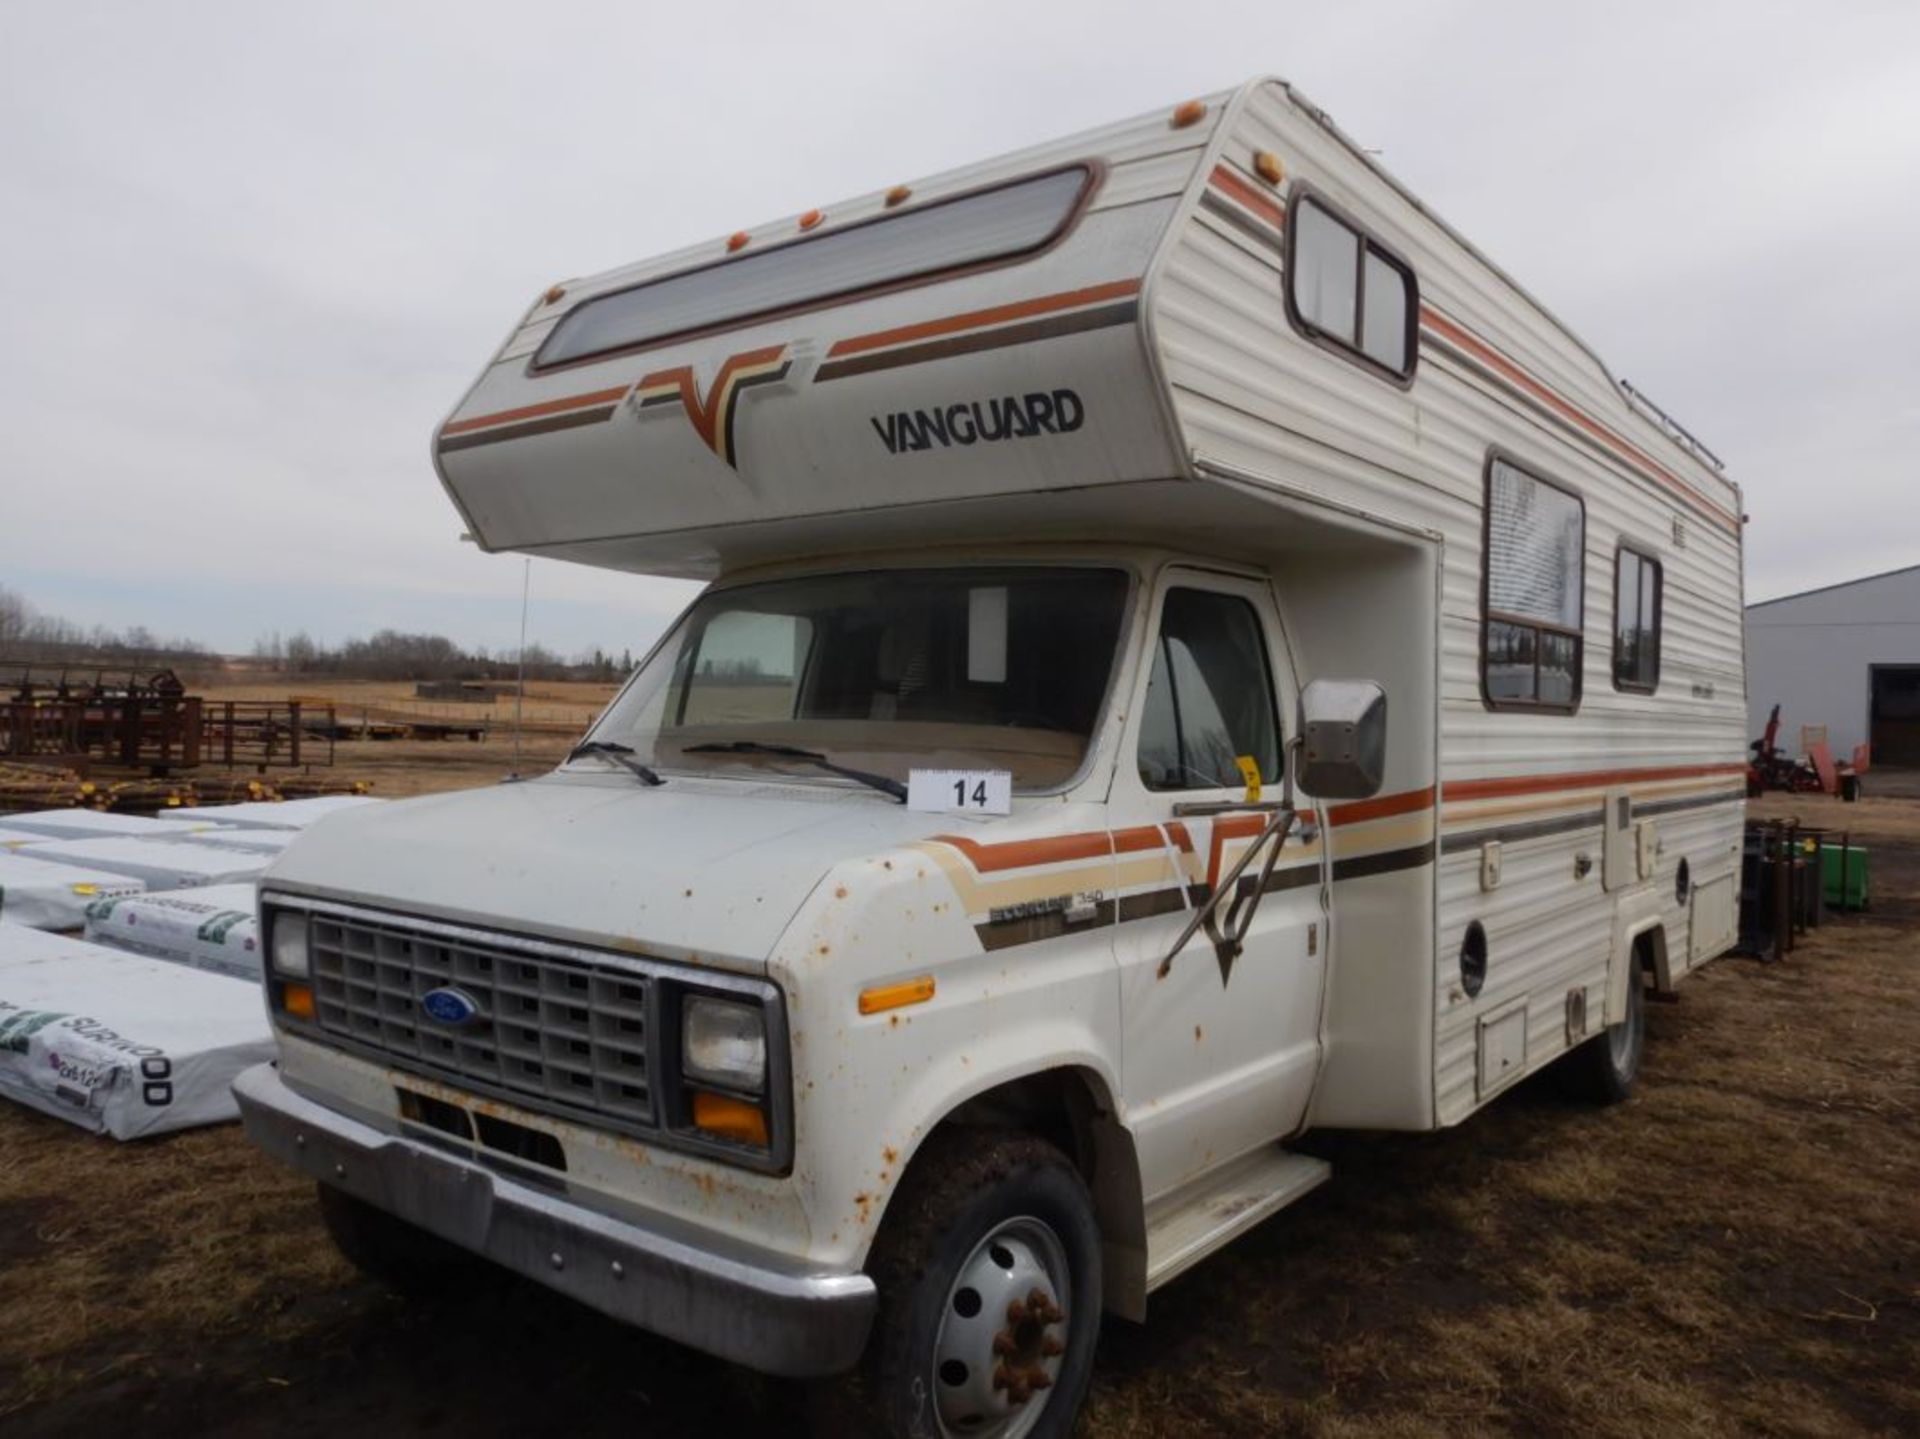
[420, 986, 482, 1027]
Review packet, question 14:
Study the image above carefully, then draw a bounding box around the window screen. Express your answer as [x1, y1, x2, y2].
[1613, 548, 1663, 692]
[1137, 590, 1282, 791]
[1288, 195, 1417, 380]
[537, 166, 1092, 368]
[1483, 457, 1585, 709]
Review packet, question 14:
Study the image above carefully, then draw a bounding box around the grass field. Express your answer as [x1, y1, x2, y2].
[0, 777, 1914, 1435]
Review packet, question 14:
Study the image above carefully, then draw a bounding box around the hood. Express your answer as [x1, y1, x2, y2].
[260, 772, 967, 972]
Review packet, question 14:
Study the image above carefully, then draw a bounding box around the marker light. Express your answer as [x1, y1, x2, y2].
[858, 976, 936, 1015]
[1171, 99, 1206, 128]
[727, 230, 750, 252]
[884, 184, 912, 207]
[798, 208, 824, 231]
[1253, 150, 1285, 185]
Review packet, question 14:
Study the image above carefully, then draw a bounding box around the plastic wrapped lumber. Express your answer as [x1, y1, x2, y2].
[84, 884, 261, 980]
[0, 852, 145, 930]
[0, 925, 275, 1137]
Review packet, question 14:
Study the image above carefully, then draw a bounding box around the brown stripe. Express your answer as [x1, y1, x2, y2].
[1199, 190, 1285, 255]
[1328, 786, 1435, 827]
[435, 405, 617, 454]
[441, 386, 629, 437]
[1445, 762, 1747, 803]
[1206, 164, 1287, 230]
[827, 279, 1142, 360]
[814, 300, 1139, 383]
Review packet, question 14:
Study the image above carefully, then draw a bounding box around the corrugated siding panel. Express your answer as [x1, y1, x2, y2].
[1152, 79, 1747, 1131]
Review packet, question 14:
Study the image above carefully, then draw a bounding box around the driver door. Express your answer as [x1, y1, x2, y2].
[1107, 568, 1327, 1201]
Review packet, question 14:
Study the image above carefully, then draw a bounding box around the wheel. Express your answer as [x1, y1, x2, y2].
[316, 1182, 481, 1295]
[858, 1130, 1101, 1439]
[1561, 962, 1646, 1104]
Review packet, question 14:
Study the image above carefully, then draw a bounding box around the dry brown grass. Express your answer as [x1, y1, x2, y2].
[1, 791, 1916, 1434]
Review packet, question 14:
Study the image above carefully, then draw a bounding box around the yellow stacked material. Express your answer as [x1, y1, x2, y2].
[0, 762, 91, 814]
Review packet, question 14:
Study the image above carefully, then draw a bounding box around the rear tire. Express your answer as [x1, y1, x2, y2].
[316, 1183, 481, 1296]
[1562, 961, 1646, 1104]
[857, 1130, 1101, 1439]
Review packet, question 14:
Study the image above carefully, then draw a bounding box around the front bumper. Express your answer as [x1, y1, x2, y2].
[233, 1063, 876, 1377]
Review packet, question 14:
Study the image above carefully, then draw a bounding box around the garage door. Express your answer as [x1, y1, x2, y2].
[1870, 665, 1920, 766]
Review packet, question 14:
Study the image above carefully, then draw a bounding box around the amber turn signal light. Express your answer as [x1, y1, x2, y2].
[858, 975, 936, 1015]
[282, 982, 316, 1021]
[692, 1090, 770, 1147]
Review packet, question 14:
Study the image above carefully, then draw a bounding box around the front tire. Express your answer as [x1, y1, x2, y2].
[316, 1182, 481, 1296]
[1563, 961, 1646, 1104]
[860, 1130, 1102, 1439]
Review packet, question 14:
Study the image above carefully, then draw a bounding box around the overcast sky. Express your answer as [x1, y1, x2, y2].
[4, 1, 1916, 659]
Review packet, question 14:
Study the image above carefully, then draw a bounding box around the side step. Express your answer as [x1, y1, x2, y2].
[1143, 1145, 1330, 1292]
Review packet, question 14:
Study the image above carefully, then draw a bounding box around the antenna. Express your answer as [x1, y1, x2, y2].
[513, 556, 530, 777]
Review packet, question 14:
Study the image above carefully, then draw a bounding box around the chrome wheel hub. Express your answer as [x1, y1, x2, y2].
[932, 1216, 1070, 1437]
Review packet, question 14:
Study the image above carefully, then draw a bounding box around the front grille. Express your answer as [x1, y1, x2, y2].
[308, 910, 657, 1131]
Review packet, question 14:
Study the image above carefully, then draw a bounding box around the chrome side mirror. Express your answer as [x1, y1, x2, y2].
[1297, 680, 1386, 800]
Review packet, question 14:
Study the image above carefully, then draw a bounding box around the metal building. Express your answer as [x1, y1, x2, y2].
[1746, 563, 1920, 766]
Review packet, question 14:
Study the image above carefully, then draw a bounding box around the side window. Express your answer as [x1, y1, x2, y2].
[1613, 548, 1663, 692]
[1288, 194, 1417, 380]
[1138, 589, 1282, 791]
[1483, 456, 1585, 711]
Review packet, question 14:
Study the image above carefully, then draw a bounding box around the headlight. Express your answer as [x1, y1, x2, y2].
[270, 912, 311, 979]
[682, 996, 766, 1093]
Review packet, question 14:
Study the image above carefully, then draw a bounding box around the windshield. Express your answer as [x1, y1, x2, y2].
[583, 567, 1131, 791]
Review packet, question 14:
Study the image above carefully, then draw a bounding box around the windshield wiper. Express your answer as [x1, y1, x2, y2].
[682, 740, 907, 803]
[566, 740, 665, 786]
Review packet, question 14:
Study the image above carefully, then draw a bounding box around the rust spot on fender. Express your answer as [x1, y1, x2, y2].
[854, 1192, 874, 1223]
[1194, 1025, 1204, 1042]
[834, 885, 849, 900]
[883, 1145, 900, 1165]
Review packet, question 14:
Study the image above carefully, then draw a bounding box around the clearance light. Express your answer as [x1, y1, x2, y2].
[727, 230, 751, 252]
[1253, 150, 1285, 185]
[798, 208, 824, 231]
[282, 982, 316, 1022]
[543, 284, 567, 305]
[884, 184, 912, 207]
[858, 976, 936, 1016]
[1171, 99, 1206, 128]
[692, 1090, 770, 1147]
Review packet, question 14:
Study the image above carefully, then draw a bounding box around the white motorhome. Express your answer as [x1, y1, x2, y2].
[237, 77, 1747, 1437]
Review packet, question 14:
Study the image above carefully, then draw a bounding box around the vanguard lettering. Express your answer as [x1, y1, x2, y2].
[871, 389, 1084, 454]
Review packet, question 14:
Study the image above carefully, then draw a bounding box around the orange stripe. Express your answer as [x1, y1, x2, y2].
[1164, 821, 1193, 854]
[1207, 164, 1287, 230]
[1419, 307, 1736, 533]
[1113, 825, 1168, 856]
[827, 279, 1142, 359]
[1445, 763, 1747, 804]
[441, 386, 630, 437]
[932, 831, 1113, 873]
[1328, 786, 1435, 827]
